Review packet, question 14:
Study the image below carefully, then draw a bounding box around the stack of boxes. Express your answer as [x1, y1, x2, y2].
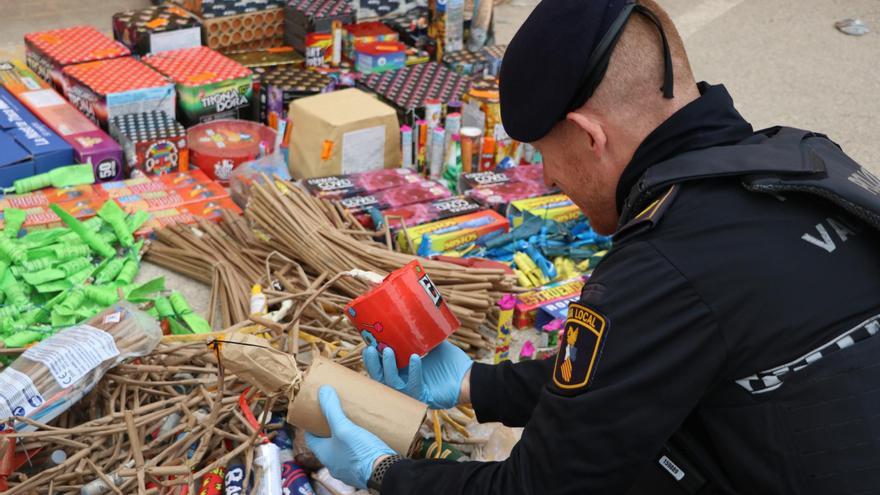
[284, 0, 356, 59]
[109, 111, 189, 176]
[24, 26, 130, 92]
[358, 62, 471, 119]
[112, 5, 203, 56]
[144, 46, 254, 126]
[61, 57, 176, 130]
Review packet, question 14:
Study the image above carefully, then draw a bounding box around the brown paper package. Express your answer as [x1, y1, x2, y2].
[287, 88, 402, 179]
[218, 333, 427, 455]
[288, 356, 428, 455]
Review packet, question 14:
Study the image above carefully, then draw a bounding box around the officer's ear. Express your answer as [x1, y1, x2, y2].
[566, 111, 607, 160]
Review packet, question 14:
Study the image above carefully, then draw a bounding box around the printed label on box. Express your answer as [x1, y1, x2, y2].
[22, 325, 120, 388]
[149, 28, 202, 54]
[20, 89, 66, 108]
[0, 368, 45, 419]
[342, 125, 385, 174]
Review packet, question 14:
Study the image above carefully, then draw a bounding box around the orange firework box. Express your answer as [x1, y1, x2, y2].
[0, 197, 107, 231]
[344, 260, 460, 368]
[24, 26, 130, 92]
[94, 169, 211, 198]
[113, 180, 228, 212]
[155, 168, 212, 187]
[134, 197, 241, 239]
[514, 277, 586, 329]
[0, 185, 105, 210]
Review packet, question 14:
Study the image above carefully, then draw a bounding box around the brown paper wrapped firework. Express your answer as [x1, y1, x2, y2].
[217, 335, 427, 455]
[288, 356, 427, 456]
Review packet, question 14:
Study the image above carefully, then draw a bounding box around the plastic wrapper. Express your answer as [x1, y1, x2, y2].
[0, 303, 162, 433]
[229, 153, 291, 208]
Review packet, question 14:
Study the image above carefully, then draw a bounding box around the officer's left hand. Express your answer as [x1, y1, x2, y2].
[305, 385, 395, 489]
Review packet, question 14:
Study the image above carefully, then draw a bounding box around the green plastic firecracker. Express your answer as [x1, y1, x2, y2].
[2, 164, 94, 195]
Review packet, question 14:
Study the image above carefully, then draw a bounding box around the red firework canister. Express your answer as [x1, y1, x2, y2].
[187, 119, 276, 184]
[345, 260, 460, 368]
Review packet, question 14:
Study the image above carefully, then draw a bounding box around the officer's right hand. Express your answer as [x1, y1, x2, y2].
[362, 341, 473, 410]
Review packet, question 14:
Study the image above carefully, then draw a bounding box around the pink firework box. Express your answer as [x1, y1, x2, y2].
[467, 181, 560, 213]
[458, 164, 545, 192]
[0, 60, 124, 182]
[302, 167, 422, 199]
[339, 179, 452, 215]
[24, 26, 131, 93]
[506, 164, 544, 184]
[380, 195, 484, 231]
[61, 57, 176, 130]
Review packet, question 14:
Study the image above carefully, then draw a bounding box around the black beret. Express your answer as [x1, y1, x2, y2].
[500, 0, 632, 142]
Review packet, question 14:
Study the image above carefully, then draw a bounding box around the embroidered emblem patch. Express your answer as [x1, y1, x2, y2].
[553, 303, 607, 391]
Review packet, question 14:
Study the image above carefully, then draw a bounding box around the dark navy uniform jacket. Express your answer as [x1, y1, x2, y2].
[383, 84, 880, 494]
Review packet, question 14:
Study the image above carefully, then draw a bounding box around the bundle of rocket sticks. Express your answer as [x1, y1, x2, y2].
[145, 179, 515, 356]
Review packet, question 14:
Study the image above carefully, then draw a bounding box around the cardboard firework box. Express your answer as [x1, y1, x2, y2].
[378, 195, 483, 231]
[344, 21, 399, 60]
[261, 65, 334, 123]
[442, 44, 505, 76]
[0, 60, 124, 181]
[284, 0, 356, 54]
[172, 0, 286, 17]
[358, 62, 470, 122]
[109, 111, 189, 176]
[467, 181, 560, 213]
[62, 57, 176, 130]
[507, 194, 583, 227]
[24, 26, 130, 93]
[339, 179, 451, 215]
[200, 8, 286, 53]
[0, 87, 73, 186]
[302, 167, 423, 199]
[144, 46, 254, 126]
[396, 208, 509, 255]
[112, 5, 203, 56]
[355, 41, 407, 74]
[514, 277, 586, 329]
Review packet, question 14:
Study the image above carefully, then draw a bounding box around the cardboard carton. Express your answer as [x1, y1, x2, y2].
[288, 88, 400, 179]
[0, 87, 73, 183]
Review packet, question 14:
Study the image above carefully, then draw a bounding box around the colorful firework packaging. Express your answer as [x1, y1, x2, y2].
[373, 195, 483, 231]
[261, 65, 334, 122]
[344, 259, 461, 368]
[344, 21, 399, 61]
[467, 181, 560, 213]
[396, 208, 510, 255]
[355, 41, 408, 74]
[442, 44, 505, 76]
[61, 57, 176, 131]
[23, 26, 130, 92]
[112, 5, 203, 56]
[0, 87, 73, 188]
[143, 46, 254, 127]
[429, 0, 465, 58]
[109, 111, 189, 176]
[200, 7, 287, 53]
[302, 167, 422, 199]
[194, 0, 287, 18]
[284, 0, 356, 55]
[187, 119, 276, 183]
[0, 60, 124, 182]
[339, 178, 451, 216]
[358, 62, 471, 117]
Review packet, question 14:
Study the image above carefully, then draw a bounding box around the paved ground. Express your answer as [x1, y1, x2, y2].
[2, 0, 878, 317]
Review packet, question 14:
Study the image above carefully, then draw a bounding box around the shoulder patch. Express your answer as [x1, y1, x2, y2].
[552, 302, 609, 394]
[614, 185, 680, 242]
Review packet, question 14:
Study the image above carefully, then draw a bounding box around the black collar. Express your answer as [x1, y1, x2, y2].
[615, 82, 755, 214]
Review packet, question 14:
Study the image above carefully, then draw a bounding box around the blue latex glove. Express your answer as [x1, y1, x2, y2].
[305, 386, 395, 489]
[362, 341, 473, 410]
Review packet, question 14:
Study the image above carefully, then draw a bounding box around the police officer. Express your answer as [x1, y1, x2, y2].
[304, 0, 880, 493]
